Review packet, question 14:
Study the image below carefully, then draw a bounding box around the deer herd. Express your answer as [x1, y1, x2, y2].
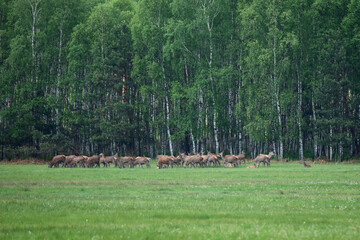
[48, 150, 312, 169]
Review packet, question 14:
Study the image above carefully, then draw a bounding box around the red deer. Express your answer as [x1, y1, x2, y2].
[302, 161, 311, 168]
[247, 164, 258, 168]
[63, 155, 76, 168]
[134, 157, 151, 168]
[220, 152, 239, 167]
[157, 155, 174, 169]
[179, 153, 203, 168]
[224, 163, 236, 168]
[118, 156, 135, 168]
[86, 155, 100, 168]
[100, 153, 117, 167]
[235, 151, 246, 164]
[207, 152, 219, 167]
[179, 153, 192, 168]
[48, 155, 66, 168]
[254, 152, 274, 167]
[192, 154, 204, 167]
[157, 163, 169, 169]
[70, 156, 88, 168]
[172, 156, 182, 167]
[200, 152, 209, 167]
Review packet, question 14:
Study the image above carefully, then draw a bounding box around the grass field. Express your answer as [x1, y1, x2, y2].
[0, 162, 360, 239]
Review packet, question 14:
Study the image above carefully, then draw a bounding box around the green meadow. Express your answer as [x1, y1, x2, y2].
[0, 162, 359, 239]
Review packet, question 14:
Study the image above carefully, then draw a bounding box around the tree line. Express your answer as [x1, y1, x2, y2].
[0, 0, 359, 161]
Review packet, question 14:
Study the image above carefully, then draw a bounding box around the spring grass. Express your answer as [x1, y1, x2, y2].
[0, 162, 359, 239]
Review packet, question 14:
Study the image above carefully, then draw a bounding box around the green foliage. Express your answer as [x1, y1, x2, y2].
[0, 0, 359, 159]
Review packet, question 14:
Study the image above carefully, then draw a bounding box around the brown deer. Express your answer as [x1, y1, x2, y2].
[191, 154, 204, 167]
[134, 157, 151, 168]
[63, 155, 76, 168]
[224, 163, 236, 168]
[172, 156, 182, 167]
[157, 155, 174, 169]
[70, 155, 88, 168]
[247, 164, 258, 168]
[200, 152, 209, 167]
[254, 151, 274, 167]
[100, 153, 117, 167]
[235, 151, 246, 164]
[302, 161, 311, 168]
[118, 156, 135, 168]
[220, 152, 239, 167]
[207, 152, 219, 167]
[48, 155, 66, 168]
[86, 155, 100, 168]
[179, 153, 203, 168]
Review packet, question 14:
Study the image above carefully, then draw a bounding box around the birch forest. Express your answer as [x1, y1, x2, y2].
[1, 0, 359, 161]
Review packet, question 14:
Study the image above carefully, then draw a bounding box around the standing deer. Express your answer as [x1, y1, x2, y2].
[200, 152, 209, 167]
[100, 153, 117, 167]
[86, 155, 100, 168]
[254, 151, 274, 167]
[220, 152, 239, 167]
[235, 151, 246, 164]
[207, 152, 219, 167]
[134, 157, 151, 168]
[156, 155, 174, 169]
[118, 156, 135, 168]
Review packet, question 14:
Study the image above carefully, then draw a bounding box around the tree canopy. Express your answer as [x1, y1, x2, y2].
[1, 0, 359, 161]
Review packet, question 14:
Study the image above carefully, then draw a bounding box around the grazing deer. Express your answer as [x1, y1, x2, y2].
[63, 155, 76, 168]
[302, 161, 311, 168]
[48, 155, 66, 168]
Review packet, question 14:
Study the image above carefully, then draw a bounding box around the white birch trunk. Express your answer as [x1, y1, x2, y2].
[184, 56, 196, 154]
[329, 126, 333, 162]
[160, 36, 173, 155]
[204, 2, 220, 154]
[149, 94, 155, 157]
[237, 35, 244, 155]
[213, 108, 219, 154]
[161, 52, 173, 155]
[198, 88, 204, 154]
[312, 93, 318, 159]
[28, 0, 41, 83]
[190, 128, 196, 154]
[297, 68, 304, 161]
[272, 140, 277, 159]
[165, 95, 173, 156]
[238, 128, 242, 154]
[339, 130, 343, 161]
[273, 33, 283, 161]
[228, 89, 233, 155]
[55, 27, 63, 133]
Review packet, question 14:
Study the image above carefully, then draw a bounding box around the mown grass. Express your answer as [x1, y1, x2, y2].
[0, 162, 359, 239]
